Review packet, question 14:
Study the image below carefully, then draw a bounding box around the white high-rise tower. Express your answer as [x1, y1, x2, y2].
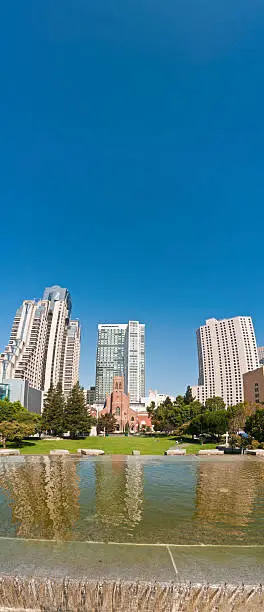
[192, 316, 259, 406]
[0, 285, 80, 394]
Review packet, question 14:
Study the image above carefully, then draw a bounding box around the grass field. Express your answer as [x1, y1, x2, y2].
[3, 436, 217, 455]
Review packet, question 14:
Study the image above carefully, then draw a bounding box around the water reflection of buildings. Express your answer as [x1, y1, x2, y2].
[0, 456, 80, 540]
[95, 457, 143, 535]
[196, 459, 264, 538]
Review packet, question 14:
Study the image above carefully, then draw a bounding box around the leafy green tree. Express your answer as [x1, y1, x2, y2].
[150, 400, 182, 433]
[227, 402, 256, 434]
[205, 397, 226, 412]
[245, 409, 264, 442]
[0, 398, 41, 447]
[0, 421, 36, 448]
[189, 400, 203, 419]
[64, 382, 91, 438]
[187, 410, 228, 439]
[175, 395, 185, 408]
[97, 413, 117, 434]
[42, 383, 65, 436]
[0, 399, 29, 422]
[184, 386, 194, 405]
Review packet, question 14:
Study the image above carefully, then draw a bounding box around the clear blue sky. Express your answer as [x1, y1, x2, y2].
[0, 0, 264, 395]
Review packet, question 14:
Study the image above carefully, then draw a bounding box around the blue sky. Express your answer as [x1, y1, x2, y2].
[0, 0, 264, 395]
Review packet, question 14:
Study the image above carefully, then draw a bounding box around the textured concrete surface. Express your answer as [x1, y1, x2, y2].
[1, 539, 264, 609]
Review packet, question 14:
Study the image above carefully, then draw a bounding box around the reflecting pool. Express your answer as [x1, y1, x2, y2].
[0, 455, 264, 544]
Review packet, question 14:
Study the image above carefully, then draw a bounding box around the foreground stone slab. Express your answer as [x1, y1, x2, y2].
[0, 449, 20, 456]
[198, 449, 224, 455]
[77, 448, 105, 456]
[50, 450, 70, 455]
[165, 449, 186, 455]
[246, 448, 264, 456]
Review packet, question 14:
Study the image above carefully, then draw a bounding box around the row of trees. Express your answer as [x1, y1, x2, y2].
[42, 382, 92, 438]
[147, 387, 226, 434]
[0, 382, 93, 447]
[147, 386, 263, 442]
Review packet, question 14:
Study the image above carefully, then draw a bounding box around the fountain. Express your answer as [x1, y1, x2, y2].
[1, 455, 264, 610]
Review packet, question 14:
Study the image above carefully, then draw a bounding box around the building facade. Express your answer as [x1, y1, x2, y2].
[86, 386, 96, 406]
[124, 321, 145, 404]
[0, 285, 80, 395]
[95, 322, 145, 404]
[192, 317, 259, 407]
[141, 389, 176, 409]
[62, 320, 81, 395]
[243, 366, 264, 405]
[258, 347, 264, 365]
[101, 376, 151, 432]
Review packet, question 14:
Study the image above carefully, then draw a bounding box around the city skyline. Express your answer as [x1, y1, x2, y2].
[0, 1, 263, 400]
[1, 285, 264, 399]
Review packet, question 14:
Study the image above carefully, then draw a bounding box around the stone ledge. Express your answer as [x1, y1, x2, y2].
[165, 449, 186, 455]
[77, 449, 105, 456]
[0, 449, 20, 456]
[49, 450, 70, 455]
[198, 449, 224, 455]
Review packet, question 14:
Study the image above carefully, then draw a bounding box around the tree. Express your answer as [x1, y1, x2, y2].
[187, 410, 228, 439]
[245, 409, 264, 443]
[184, 386, 194, 405]
[0, 399, 30, 422]
[97, 413, 117, 434]
[147, 401, 156, 420]
[0, 421, 36, 448]
[0, 398, 41, 447]
[227, 403, 256, 434]
[42, 383, 65, 436]
[205, 397, 226, 412]
[189, 400, 203, 419]
[64, 382, 91, 438]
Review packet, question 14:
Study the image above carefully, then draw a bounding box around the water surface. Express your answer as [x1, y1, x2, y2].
[0, 455, 263, 544]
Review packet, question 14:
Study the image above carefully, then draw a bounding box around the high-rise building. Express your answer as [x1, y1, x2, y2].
[0, 285, 80, 395]
[192, 317, 259, 407]
[258, 347, 264, 365]
[95, 322, 145, 404]
[42, 286, 72, 392]
[62, 320, 81, 395]
[124, 321, 145, 404]
[86, 386, 96, 406]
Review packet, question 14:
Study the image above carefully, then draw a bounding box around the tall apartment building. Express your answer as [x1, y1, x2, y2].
[124, 321, 145, 404]
[192, 317, 259, 407]
[62, 320, 81, 395]
[95, 322, 145, 404]
[0, 285, 80, 395]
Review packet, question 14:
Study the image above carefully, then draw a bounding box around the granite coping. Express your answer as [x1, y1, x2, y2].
[1, 539, 264, 585]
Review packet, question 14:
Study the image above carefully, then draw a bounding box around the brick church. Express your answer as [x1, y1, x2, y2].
[100, 376, 151, 432]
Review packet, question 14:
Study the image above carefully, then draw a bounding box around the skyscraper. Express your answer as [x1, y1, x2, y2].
[95, 321, 145, 404]
[62, 320, 81, 395]
[192, 316, 259, 407]
[0, 285, 80, 394]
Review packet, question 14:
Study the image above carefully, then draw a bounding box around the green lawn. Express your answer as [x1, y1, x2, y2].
[3, 436, 217, 455]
